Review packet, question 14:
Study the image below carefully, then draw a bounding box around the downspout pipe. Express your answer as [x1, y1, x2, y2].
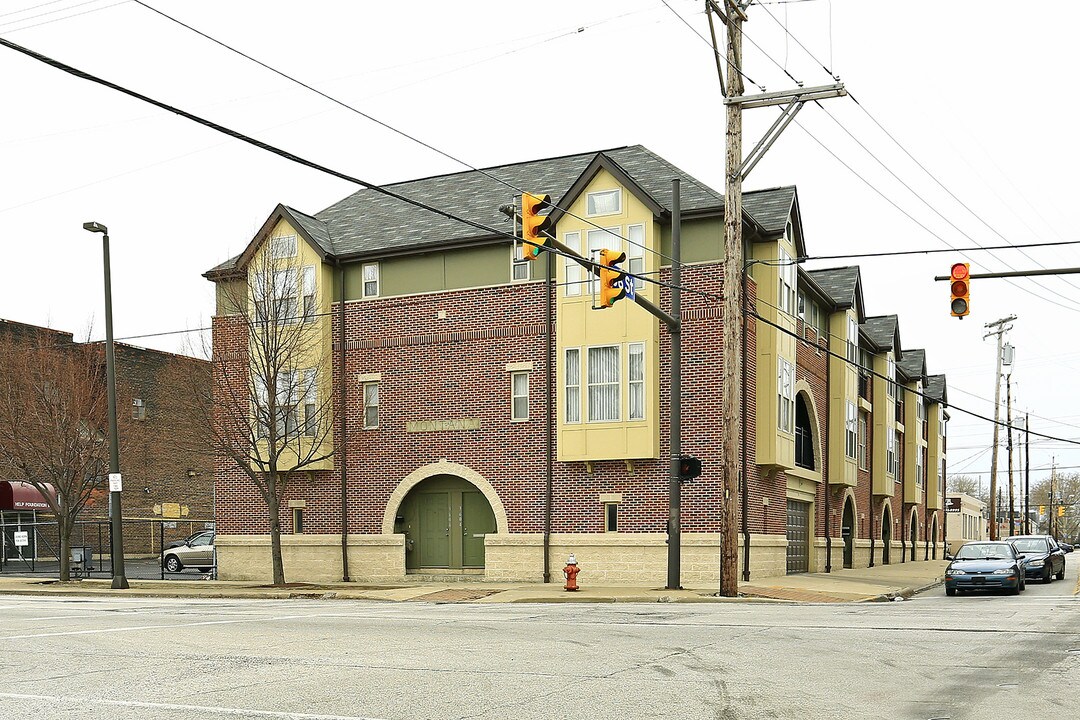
[823, 332, 831, 573]
[337, 260, 350, 582]
[544, 245, 554, 583]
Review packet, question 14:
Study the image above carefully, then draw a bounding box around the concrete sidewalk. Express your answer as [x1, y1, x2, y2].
[0, 560, 947, 604]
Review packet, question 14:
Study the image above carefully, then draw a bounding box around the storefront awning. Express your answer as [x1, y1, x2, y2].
[0, 481, 56, 511]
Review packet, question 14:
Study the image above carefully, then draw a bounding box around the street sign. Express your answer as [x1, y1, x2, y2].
[13, 531, 28, 547]
[621, 274, 636, 301]
[108, 473, 123, 492]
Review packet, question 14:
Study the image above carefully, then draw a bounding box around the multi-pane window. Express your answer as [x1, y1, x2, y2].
[916, 448, 924, 487]
[275, 370, 298, 438]
[778, 246, 796, 316]
[587, 228, 620, 295]
[254, 375, 269, 438]
[887, 432, 897, 478]
[777, 357, 794, 434]
[587, 345, 621, 422]
[564, 232, 583, 297]
[886, 359, 896, 399]
[845, 401, 857, 459]
[511, 243, 530, 282]
[271, 234, 297, 259]
[301, 266, 316, 322]
[587, 189, 621, 216]
[132, 398, 145, 421]
[362, 382, 379, 429]
[511, 371, 529, 421]
[564, 348, 581, 423]
[857, 410, 868, 470]
[847, 315, 859, 364]
[628, 343, 645, 421]
[302, 368, 317, 436]
[916, 392, 927, 437]
[627, 224, 645, 277]
[362, 263, 379, 298]
[273, 268, 298, 323]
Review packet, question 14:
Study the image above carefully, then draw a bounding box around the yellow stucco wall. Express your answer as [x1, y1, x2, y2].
[752, 236, 797, 470]
[827, 310, 858, 486]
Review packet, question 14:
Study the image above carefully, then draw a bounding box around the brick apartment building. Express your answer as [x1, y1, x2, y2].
[0, 319, 213, 561]
[204, 145, 948, 585]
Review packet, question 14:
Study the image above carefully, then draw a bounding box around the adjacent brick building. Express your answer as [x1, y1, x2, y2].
[0, 319, 213, 560]
[204, 145, 948, 585]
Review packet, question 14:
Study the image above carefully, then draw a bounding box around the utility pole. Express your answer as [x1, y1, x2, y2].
[1050, 458, 1057, 539]
[1006, 374, 1014, 537]
[706, 0, 845, 596]
[983, 315, 1015, 540]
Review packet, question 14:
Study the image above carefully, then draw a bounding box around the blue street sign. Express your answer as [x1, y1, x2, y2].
[621, 274, 636, 300]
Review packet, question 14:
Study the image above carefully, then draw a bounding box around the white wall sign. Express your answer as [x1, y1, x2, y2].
[13, 531, 29, 547]
[108, 473, 123, 492]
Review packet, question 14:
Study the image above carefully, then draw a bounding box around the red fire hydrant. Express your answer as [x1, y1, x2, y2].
[563, 554, 580, 592]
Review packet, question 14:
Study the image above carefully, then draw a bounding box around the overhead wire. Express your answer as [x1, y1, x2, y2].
[0, 0, 128, 33]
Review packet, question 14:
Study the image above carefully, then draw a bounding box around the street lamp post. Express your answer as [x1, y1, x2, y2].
[83, 221, 128, 590]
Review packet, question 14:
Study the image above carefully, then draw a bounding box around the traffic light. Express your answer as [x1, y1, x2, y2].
[950, 262, 970, 318]
[679, 455, 703, 480]
[520, 192, 552, 260]
[1059, 505, 1066, 517]
[598, 248, 627, 308]
[1039, 505, 1046, 516]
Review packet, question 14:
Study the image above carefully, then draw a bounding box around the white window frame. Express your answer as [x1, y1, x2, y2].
[627, 224, 645, 277]
[586, 227, 621, 296]
[887, 432, 897, 478]
[301, 265, 317, 322]
[275, 370, 298, 438]
[362, 263, 380, 299]
[271, 234, 297, 259]
[778, 246, 796, 317]
[587, 344, 621, 423]
[563, 232, 583, 297]
[511, 371, 529, 422]
[302, 368, 317, 437]
[564, 348, 581, 424]
[845, 401, 857, 459]
[778, 357, 794, 434]
[886, 359, 896, 399]
[847, 315, 859, 364]
[362, 381, 379, 429]
[857, 410, 868, 470]
[916, 448, 924, 486]
[586, 189, 621, 217]
[273, 267, 298, 324]
[511, 243, 530, 282]
[628, 342, 645, 421]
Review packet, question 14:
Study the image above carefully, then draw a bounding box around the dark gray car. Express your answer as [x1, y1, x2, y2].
[1006, 535, 1066, 582]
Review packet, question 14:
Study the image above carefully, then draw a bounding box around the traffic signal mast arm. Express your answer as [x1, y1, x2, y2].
[934, 266, 1080, 280]
[545, 234, 678, 329]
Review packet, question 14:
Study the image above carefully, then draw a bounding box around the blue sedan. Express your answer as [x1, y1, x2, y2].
[944, 541, 1026, 596]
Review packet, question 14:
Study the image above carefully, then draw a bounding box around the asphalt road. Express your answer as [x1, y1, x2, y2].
[0, 557, 1076, 720]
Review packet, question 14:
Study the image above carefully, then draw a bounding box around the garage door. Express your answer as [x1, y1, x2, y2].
[786, 499, 810, 575]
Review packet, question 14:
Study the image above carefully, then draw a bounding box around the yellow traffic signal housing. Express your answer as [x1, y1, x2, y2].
[521, 192, 552, 260]
[598, 248, 627, 308]
[950, 262, 970, 317]
[1039, 505, 1046, 516]
[1059, 505, 1066, 517]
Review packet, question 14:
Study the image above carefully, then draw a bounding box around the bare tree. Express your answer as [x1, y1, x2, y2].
[946, 474, 988, 505]
[0, 330, 109, 580]
[195, 248, 335, 585]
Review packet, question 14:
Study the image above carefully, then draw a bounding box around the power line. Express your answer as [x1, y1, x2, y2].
[132, 0, 690, 270]
[0, 0, 128, 33]
[806, 239, 1080, 261]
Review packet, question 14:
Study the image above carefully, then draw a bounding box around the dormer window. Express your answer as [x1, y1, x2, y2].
[586, 189, 621, 216]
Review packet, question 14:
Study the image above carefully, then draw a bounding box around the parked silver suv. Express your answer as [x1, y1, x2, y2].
[162, 532, 215, 573]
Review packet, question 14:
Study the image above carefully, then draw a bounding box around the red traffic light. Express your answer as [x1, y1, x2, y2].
[678, 455, 702, 480]
[950, 262, 970, 318]
[521, 192, 552, 260]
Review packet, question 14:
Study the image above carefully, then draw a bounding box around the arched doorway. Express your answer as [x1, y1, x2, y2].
[841, 497, 855, 569]
[794, 393, 815, 470]
[930, 515, 939, 559]
[397, 475, 497, 571]
[881, 506, 892, 565]
[909, 509, 919, 561]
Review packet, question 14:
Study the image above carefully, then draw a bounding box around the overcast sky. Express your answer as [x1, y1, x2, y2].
[2, 0, 1077, 501]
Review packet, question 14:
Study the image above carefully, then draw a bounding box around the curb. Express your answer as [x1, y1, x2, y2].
[864, 578, 943, 603]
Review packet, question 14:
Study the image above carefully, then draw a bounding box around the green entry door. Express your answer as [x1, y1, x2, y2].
[462, 491, 496, 568]
[401, 477, 497, 571]
[418, 492, 451, 568]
